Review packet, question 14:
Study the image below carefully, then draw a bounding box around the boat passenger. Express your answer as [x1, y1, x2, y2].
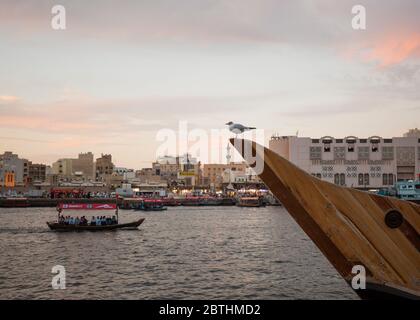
[75, 217, 80, 225]
[111, 216, 117, 224]
[96, 216, 101, 226]
[69, 217, 75, 225]
[91, 216, 96, 226]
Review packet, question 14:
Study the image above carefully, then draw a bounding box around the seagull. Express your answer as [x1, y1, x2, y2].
[226, 121, 256, 136]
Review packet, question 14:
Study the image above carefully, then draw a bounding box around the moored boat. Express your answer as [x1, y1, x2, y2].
[133, 199, 168, 211]
[236, 196, 265, 207]
[230, 138, 420, 299]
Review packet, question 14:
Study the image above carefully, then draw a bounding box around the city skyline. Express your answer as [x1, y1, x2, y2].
[1, 0, 420, 168]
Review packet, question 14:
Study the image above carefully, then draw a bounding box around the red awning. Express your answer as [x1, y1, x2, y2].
[58, 203, 117, 210]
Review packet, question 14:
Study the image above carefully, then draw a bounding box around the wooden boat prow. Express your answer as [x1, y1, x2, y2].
[230, 138, 420, 299]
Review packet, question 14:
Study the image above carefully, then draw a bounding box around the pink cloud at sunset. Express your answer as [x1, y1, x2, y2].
[364, 33, 420, 67]
[0, 95, 20, 102]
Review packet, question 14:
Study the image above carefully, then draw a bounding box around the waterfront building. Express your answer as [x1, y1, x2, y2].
[0, 151, 29, 187]
[52, 152, 95, 180]
[153, 156, 179, 183]
[203, 162, 247, 187]
[104, 172, 124, 189]
[404, 128, 420, 138]
[28, 163, 47, 183]
[52, 158, 73, 177]
[135, 168, 165, 184]
[46, 173, 59, 187]
[113, 167, 130, 175]
[269, 129, 420, 189]
[72, 152, 94, 179]
[95, 154, 114, 179]
[177, 154, 199, 187]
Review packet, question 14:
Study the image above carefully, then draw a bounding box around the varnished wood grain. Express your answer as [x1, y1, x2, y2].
[230, 138, 420, 298]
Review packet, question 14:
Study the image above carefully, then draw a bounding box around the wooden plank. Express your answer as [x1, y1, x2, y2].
[230, 138, 420, 298]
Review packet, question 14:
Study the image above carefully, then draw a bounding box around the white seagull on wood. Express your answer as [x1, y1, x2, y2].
[226, 121, 256, 136]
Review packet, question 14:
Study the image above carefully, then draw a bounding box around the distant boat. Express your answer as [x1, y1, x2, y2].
[181, 196, 223, 206]
[47, 203, 145, 231]
[134, 199, 168, 211]
[395, 180, 420, 204]
[236, 196, 265, 207]
[230, 138, 420, 300]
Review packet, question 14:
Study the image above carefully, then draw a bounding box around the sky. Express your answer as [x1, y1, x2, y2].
[0, 0, 419, 168]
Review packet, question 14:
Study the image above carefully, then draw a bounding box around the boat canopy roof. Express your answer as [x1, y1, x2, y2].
[58, 203, 117, 210]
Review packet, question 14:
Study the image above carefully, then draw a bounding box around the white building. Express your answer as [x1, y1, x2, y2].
[269, 131, 420, 189]
[0, 151, 29, 186]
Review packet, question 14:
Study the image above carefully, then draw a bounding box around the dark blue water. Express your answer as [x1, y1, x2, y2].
[0, 206, 357, 299]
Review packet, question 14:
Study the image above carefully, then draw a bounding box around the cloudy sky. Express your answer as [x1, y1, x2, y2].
[1, 0, 419, 168]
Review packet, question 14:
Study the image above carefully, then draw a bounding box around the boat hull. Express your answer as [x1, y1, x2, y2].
[230, 138, 420, 300]
[236, 203, 265, 207]
[134, 207, 167, 211]
[47, 218, 145, 231]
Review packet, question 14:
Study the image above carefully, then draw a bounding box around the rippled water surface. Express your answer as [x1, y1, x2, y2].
[0, 206, 357, 299]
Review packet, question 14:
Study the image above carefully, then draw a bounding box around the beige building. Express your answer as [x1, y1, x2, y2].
[135, 168, 165, 184]
[104, 172, 124, 189]
[72, 152, 94, 178]
[96, 154, 114, 179]
[269, 130, 420, 189]
[203, 162, 247, 186]
[153, 156, 179, 182]
[52, 152, 94, 180]
[52, 158, 73, 177]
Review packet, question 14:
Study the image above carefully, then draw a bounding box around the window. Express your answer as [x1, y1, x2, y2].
[334, 173, 340, 185]
[358, 147, 369, 160]
[358, 173, 364, 186]
[340, 173, 346, 186]
[384, 139, 392, 143]
[383, 173, 388, 185]
[382, 146, 394, 160]
[348, 146, 354, 152]
[310, 146, 322, 160]
[324, 146, 331, 152]
[364, 174, 369, 186]
[335, 139, 343, 143]
[312, 139, 319, 143]
[359, 139, 367, 143]
[334, 147, 346, 160]
[371, 145, 379, 152]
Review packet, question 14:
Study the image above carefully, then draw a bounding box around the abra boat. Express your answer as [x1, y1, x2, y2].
[47, 203, 145, 231]
[47, 218, 145, 231]
[230, 138, 420, 300]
